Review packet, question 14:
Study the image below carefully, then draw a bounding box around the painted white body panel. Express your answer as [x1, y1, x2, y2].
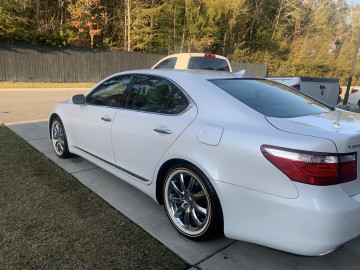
[50, 69, 360, 256]
[266, 110, 360, 153]
[217, 180, 360, 256]
[159, 115, 338, 199]
[111, 106, 197, 182]
[197, 125, 224, 146]
[71, 105, 117, 163]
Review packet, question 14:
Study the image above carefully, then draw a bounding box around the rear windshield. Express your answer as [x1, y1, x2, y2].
[210, 79, 331, 118]
[188, 57, 230, 71]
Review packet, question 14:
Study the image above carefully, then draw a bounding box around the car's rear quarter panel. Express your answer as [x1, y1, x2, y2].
[217, 179, 360, 255]
[156, 75, 360, 255]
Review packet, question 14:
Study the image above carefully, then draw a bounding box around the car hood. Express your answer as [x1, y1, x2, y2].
[265, 109, 360, 153]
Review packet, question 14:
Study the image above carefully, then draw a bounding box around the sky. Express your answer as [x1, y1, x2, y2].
[348, 0, 360, 4]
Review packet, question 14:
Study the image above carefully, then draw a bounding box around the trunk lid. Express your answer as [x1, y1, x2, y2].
[266, 109, 360, 152]
[266, 109, 360, 196]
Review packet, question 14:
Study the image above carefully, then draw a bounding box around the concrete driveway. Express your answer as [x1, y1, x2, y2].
[3, 88, 360, 269]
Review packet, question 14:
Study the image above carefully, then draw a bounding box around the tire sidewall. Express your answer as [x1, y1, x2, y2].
[163, 163, 222, 240]
[51, 117, 70, 158]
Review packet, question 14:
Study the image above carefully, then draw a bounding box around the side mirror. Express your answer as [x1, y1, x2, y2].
[72, 94, 85, 105]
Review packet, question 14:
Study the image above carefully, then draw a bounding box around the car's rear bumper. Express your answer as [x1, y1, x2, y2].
[215, 180, 360, 256]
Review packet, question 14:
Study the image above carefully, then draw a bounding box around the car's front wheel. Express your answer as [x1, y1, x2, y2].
[51, 117, 71, 158]
[163, 164, 222, 240]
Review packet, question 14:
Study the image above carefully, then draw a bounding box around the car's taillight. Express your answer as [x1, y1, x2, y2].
[261, 145, 357, 186]
[291, 84, 300, 91]
[351, 89, 359, 94]
[204, 53, 216, 58]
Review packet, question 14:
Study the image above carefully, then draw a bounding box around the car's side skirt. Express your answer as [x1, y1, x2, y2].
[74, 146, 150, 183]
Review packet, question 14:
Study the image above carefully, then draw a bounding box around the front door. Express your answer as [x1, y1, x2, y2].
[71, 74, 134, 164]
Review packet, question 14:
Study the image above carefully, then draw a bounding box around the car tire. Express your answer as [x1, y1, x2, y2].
[163, 164, 223, 240]
[51, 117, 71, 158]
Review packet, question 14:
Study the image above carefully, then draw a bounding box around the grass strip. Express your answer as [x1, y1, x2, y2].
[0, 126, 186, 270]
[0, 82, 96, 88]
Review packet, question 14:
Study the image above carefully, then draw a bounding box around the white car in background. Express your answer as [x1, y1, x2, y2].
[50, 69, 360, 256]
[151, 53, 232, 72]
[347, 88, 360, 106]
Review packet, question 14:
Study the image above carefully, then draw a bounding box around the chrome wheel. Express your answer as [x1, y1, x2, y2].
[51, 120, 65, 156]
[164, 168, 211, 237]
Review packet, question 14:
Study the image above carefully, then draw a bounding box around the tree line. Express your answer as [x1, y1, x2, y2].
[0, 0, 359, 83]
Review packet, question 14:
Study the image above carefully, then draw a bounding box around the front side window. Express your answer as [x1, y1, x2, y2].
[210, 79, 331, 118]
[188, 57, 230, 71]
[153, 57, 177, 69]
[86, 75, 133, 107]
[126, 75, 189, 114]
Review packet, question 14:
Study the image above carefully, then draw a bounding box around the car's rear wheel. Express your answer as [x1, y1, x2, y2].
[163, 164, 222, 240]
[51, 117, 71, 158]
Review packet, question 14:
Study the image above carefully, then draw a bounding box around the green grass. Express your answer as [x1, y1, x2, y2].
[0, 82, 96, 88]
[0, 125, 187, 270]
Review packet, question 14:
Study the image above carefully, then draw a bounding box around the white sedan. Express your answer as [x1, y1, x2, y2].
[49, 69, 360, 256]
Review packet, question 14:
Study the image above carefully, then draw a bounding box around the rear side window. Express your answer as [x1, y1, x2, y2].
[188, 57, 230, 71]
[210, 79, 331, 118]
[167, 88, 189, 114]
[125, 75, 189, 114]
[153, 57, 177, 69]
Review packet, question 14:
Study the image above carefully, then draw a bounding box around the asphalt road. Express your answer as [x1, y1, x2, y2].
[0, 88, 89, 124]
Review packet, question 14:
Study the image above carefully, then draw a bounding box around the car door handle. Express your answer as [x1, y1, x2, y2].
[101, 116, 112, 122]
[153, 128, 172, 134]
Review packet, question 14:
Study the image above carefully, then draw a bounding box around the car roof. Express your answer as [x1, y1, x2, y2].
[119, 69, 247, 80]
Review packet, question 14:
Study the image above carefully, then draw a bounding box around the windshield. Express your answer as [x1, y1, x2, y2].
[210, 79, 331, 118]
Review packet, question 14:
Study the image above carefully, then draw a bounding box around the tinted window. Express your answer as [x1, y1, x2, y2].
[126, 75, 189, 114]
[87, 75, 133, 107]
[153, 57, 177, 69]
[210, 79, 331, 118]
[188, 57, 230, 71]
[167, 88, 189, 114]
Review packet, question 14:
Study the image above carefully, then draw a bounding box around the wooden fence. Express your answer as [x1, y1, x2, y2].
[0, 42, 267, 82]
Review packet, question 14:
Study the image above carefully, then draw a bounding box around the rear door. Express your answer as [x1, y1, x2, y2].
[111, 74, 197, 182]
